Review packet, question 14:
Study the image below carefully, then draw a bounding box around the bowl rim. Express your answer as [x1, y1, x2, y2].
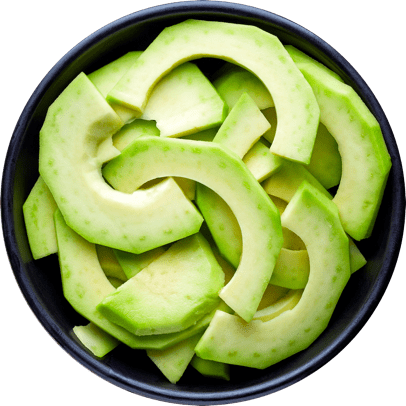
[1, 1, 405, 404]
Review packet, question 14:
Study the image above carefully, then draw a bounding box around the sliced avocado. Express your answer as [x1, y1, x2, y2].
[191, 355, 230, 381]
[286, 46, 391, 240]
[195, 181, 351, 369]
[257, 284, 290, 310]
[106, 277, 124, 289]
[212, 63, 274, 110]
[113, 246, 166, 279]
[103, 136, 283, 322]
[55, 210, 230, 350]
[107, 19, 320, 164]
[72, 322, 119, 358]
[254, 289, 303, 322]
[261, 107, 342, 189]
[95, 245, 127, 281]
[111, 119, 160, 151]
[98, 233, 225, 336]
[212, 92, 270, 158]
[141, 62, 226, 138]
[88, 51, 142, 123]
[23, 176, 58, 259]
[182, 127, 218, 142]
[243, 140, 283, 183]
[147, 333, 202, 384]
[40, 73, 203, 254]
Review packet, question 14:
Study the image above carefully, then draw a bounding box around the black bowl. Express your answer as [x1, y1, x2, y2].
[1, 1, 405, 404]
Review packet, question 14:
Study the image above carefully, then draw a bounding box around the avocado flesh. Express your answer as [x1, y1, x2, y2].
[103, 136, 283, 322]
[261, 107, 342, 189]
[23, 176, 58, 259]
[88, 51, 142, 123]
[254, 289, 303, 322]
[147, 333, 202, 384]
[113, 247, 166, 279]
[243, 140, 283, 183]
[286, 46, 391, 240]
[212, 92, 270, 158]
[39, 72, 203, 254]
[195, 181, 351, 369]
[107, 19, 320, 164]
[212, 63, 274, 110]
[191, 355, 230, 381]
[73, 323, 119, 358]
[98, 233, 225, 336]
[96, 245, 127, 281]
[55, 209, 229, 350]
[141, 62, 226, 138]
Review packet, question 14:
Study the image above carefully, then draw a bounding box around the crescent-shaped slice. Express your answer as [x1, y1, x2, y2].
[103, 136, 283, 322]
[39, 73, 203, 254]
[107, 19, 320, 164]
[286, 46, 391, 240]
[194, 181, 351, 369]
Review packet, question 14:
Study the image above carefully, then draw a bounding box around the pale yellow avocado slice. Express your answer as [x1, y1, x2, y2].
[73, 322, 119, 358]
[95, 245, 127, 281]
[286, 46, 391, 240]
[23, 176, 58, 259]
[103, 136, 283, 322]
[40, 73, 203, 254]
[107, 19, 320, 164]
[147, 333, 202, 384]
[98, 233, 225, 336]
[195, 181, 351, 369]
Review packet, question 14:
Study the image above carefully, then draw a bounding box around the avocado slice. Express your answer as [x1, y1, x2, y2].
[191, 355, 230, 381]
[107, 19, 320, 164]
[141, 62, 226, 138]
[103, 136, 283, 322]
[55, 209, 231, 350]
[147, 333, 202, 384]
[195, 181, 351, 369]
[212, 63, 274, 110]
[40, 72, 203, 254]
[243, 140, 283, 183]
[72, 323, 119, 358]
[212, 92, 270, 158]
[98, 233, 225, 336]
[23, 176, 58, 259]
[286, 46, 391, 240]
[95, 245, 127, 282]
[113, 247, 166, 279]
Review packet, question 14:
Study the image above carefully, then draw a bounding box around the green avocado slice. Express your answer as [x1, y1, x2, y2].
[40, 72, 203, 254]
[103, 136, 283, 322]
[107, 19, 320, 164]
[191, 355, 230, 381]
[72, 323, 120, 358]
[98, 233, 225, 336]
[195, 181, 351, 369]
[286, 46, 391, 240]
[23, 176, 58, 259]
[55, 209, 230, 350]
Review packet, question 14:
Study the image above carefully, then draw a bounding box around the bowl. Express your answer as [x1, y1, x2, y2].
[1, 1, 405, 404]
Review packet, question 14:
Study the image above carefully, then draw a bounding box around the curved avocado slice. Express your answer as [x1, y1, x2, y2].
[195, 181, 351, 369]
[40, 72, 203, 254]
[286, 46, 391, 240]
[107, 19, 320, 164]
[191, 355, 230, 381]
[103, 136, 283, 322]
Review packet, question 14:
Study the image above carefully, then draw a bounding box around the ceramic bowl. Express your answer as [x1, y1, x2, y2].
[1, 1, 404, 404]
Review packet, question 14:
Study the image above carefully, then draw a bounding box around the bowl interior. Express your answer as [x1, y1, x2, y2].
[2, 2, 405, 404]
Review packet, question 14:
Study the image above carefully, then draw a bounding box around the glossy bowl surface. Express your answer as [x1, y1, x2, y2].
[1, 1, 405, 404]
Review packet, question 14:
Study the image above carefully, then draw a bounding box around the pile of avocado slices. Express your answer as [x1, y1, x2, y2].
[23, 19, 391, 384]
